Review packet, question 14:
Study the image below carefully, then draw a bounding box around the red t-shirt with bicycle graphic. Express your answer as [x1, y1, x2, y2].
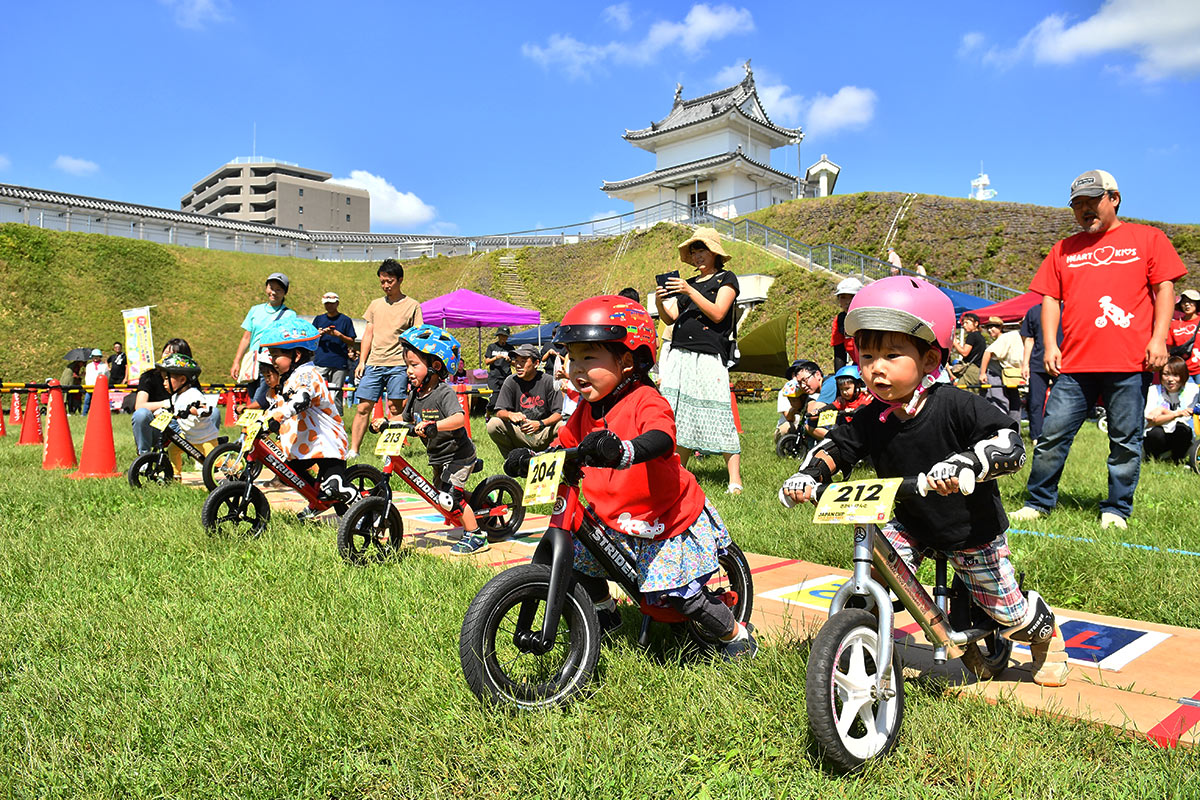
[556, 384, 706, 541]
[1030, 223, 1186, 373]
[1167, 318, 1200, 376]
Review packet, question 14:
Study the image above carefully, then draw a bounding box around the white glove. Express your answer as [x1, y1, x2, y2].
[920, 454, 977, 496]
[778, 472, 818, 508]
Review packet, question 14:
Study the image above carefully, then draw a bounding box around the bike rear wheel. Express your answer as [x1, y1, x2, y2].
[128, 452, 174, 488]
[961, 633, 1013, 681]
[776, 432, 803, 458]
[202, 442, 246, 491]
[336, 496, 404, 565]
[1187, 438, 1200, 475]
[344, 463, 388, 497]
[806, 609, 905, 773]
[459, 564, 600, 710]
[201, 481, 271, 539]
[470, 475, 526, 542]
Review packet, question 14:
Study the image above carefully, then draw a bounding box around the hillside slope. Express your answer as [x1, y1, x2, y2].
[744, 192, 1200, 289]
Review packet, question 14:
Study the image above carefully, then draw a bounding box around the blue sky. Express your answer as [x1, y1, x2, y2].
[2, 1, 1197, 235]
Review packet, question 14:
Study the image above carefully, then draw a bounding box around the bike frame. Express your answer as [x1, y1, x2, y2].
[157, 425, 213, 466]
[241, 430, 327, 512]
[377, 452, 515, 529]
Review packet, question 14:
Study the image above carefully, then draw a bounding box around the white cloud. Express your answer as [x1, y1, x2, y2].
[958, 31, 985, 58]
[158, 0, 230, 30]
[805, 86, 877, 138]
[604, 3, 632, 31]
[329, 170, 436, 229]
[427, 221, 460, 236]
[590, 210, 620, 222]
[53, 155, 99, 176]
[523, 4, 754, 79]
[963, 0, 1200, 80]
[0, 155, 10, 171]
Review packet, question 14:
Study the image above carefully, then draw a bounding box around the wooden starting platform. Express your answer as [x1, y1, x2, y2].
[186, 471, 1200, 748]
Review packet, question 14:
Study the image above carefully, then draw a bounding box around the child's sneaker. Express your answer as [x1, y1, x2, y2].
[450, 531, 490, 557]
[721, 622, 758, 661]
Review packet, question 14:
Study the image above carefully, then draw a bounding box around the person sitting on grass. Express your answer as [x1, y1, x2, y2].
[506, 295, 757, 659]
[159, 353, 220, 479]
[775, 360, 826, 445]
[779, 276, 1068, 687]
[395, 324, 488, 557]
[258, 318, 354, 521]
[1144, 357, 1198, 463]
[807, 364, 871, 441]
[485, 343, 564, 457]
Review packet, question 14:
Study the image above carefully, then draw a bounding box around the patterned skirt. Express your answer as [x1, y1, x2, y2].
[659, 347, 741, 454]
[573, 501, 733, 604]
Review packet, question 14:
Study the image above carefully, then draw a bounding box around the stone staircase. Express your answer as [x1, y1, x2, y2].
[496, 255, 534, 308]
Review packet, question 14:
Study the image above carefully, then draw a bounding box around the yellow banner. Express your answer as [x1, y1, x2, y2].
[123, 306, 155, 383]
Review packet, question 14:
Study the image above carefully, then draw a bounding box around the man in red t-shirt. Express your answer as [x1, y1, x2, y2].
[1012, 170, 1186, 530]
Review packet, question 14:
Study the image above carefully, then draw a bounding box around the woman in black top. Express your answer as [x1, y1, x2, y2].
[655, 227, 743, 494]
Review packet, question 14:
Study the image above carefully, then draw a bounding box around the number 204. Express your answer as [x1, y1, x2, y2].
[530, 460, 558, 483]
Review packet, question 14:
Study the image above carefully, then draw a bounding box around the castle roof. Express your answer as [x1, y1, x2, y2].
[601, 147, 797, 193]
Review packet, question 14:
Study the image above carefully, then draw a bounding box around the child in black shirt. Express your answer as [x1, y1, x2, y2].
[780, 276, 1068, 686]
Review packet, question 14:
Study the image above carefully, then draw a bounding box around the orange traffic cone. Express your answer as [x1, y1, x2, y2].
[9, 391, 21, 425]
[17, 392, 42, 445]
[223, 391, 237, 427]
[730, 391, 742, 434]
[373, 397, 385, 420]
[70, 374, 120, 478]
[42, 381, 77, 469]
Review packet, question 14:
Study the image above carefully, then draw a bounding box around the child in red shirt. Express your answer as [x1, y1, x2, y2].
[506, 295, 756, 659]
[808, 365, 871, 440]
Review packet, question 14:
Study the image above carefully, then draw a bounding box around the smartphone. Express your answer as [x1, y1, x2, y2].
[656, 270, 680, 291]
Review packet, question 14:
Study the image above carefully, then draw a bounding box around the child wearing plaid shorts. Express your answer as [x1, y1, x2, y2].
[780, 276, 1068, 686]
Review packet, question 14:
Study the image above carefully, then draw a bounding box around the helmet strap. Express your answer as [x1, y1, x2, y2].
[588, 374, 640, 420]
[870, 365, 944, 422]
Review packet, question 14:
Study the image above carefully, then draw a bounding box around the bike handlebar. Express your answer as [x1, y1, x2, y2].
[806, 471, 975, 505]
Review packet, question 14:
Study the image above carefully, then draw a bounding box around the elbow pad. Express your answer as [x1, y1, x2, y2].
[630, 430, 674, 464]
[284, 390, 313, 415]
[972, 428, 1025, 480]
[797, 438, 839, 483]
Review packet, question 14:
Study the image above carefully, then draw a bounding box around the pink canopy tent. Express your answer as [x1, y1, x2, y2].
[961, 290, 1042, 324]
[420, 289, 541, 366]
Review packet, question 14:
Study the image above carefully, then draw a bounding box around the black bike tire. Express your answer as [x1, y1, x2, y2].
[128, 452, 173, 489]
[201, 481, 271, 539]
[686, 541, 755, 649]
[805, 609, 905, 773]
[202, 442, 246, 492]
[776, 433, 801, 458]
[344, 463, 388, 497]
[459, 564, 600, 710]
[1188, 438, 1200, 476]
[336, 496, 404, 565]
[469, 475, 527, 543]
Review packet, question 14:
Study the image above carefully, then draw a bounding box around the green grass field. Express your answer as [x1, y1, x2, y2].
[1, 400, 1198, 798]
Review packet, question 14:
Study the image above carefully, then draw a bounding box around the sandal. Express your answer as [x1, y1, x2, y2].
[726, 483, 743, 495]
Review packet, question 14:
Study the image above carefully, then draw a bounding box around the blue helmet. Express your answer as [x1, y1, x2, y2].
[399, 324, 461, 375]
[259, 318, 320, 351]
[834, 364, 862, 383]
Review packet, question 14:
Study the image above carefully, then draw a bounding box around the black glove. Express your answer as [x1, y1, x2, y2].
[504, 448, 534, 478]
[577, 430, 630, 469]
[266, 417, 282, 434]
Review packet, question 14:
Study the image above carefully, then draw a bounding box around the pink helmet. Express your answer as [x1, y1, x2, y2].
[844, 276, 954, 351]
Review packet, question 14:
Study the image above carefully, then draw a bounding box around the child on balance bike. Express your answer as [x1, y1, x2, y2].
[259, 318, 356, 519]
[160, 353, 221, 478]
[780, 276, 1068, 686]
[506, 295, 756, 658]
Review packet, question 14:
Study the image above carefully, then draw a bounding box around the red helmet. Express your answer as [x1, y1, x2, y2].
[557, 295, 657, 367]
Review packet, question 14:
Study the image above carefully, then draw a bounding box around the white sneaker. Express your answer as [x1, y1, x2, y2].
[1009, 506, 1043, 522]
[346, 449, 358, 460]
[1100, 512, 1127, 530]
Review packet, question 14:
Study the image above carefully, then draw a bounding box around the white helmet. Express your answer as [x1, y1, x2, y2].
[835, 277, 864, 296]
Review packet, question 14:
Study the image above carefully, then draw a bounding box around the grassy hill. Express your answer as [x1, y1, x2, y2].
[743, 192, 1200, 289]
[4, 190, 1197, 382]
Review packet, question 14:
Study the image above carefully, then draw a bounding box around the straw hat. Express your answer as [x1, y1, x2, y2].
[986, 316, 1005, 328]
[677, 227, 731, 267]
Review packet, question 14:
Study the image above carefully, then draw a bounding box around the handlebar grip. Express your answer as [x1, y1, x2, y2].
[916, 469, 975, 497]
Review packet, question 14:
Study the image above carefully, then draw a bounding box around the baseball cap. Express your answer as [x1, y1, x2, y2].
[513, 343, 540, 359]
[321, 292, 339, 303]
[1069, 170, 1119, 202]
[1179, 289, 1200, 303]
[266, 272, 290, 291]
[835, 277, 863, 296]
[496, 327, 511, 336]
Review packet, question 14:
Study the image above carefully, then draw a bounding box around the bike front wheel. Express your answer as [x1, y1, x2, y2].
[337, 496, 404, 565]
[459, 564, 600, 710]
[202, 442, 246, 491]
[128, 452, 174, 488]
[776, 432, 803, 458]
[470, 475, 526, 542]
[201, 481, 271, 539]
[806, 609, 905, 773]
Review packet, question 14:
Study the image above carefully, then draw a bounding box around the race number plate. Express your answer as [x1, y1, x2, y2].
[817, 409, 838, 427]
[236, 409, 263, 427]
[374, 428, 408, 457]
[813, 478, 902, 525]
[523, 450, 566, 507]
[240, 421, 262, 455]
[150, 410, 173, 430]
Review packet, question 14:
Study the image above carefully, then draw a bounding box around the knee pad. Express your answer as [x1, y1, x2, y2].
[320, 474, 357, 504]
[436, 486, 467, 513]
[1002, 590, 1056, 643]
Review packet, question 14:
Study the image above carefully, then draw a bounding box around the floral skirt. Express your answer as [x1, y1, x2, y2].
[659, 348, 741, 454]
[573, 501, 732, 604]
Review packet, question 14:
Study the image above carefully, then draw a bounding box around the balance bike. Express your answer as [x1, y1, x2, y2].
[336, 422, 525, 565]
[803, 473, 1014, 773]
[128, 408, 229, 488]
[458, 443, 754, 710]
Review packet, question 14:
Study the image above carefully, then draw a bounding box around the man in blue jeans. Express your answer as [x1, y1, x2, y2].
[1010, 170, 1186, 530]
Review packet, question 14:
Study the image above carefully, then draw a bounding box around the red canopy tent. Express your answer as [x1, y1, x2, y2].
[962, 291, 1041, 324]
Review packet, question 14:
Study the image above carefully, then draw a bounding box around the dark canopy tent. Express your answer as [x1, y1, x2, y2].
[507, 321, 559, 347]
[735, 313, 792, 377]
[941, 287, 993, 317]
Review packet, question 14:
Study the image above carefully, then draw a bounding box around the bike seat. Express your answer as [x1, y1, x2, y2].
[217, 436, 229, 445]
[472, 458, 484, 474]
